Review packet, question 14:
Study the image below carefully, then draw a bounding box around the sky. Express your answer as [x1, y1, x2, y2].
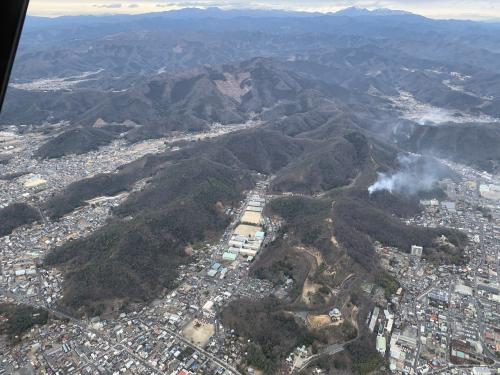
[27, 0, 500, 20]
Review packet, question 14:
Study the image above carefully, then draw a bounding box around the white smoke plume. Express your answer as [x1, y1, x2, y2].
[368, 153, 445, 195]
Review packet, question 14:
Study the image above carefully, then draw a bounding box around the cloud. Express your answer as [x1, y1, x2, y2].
[129, 3, 139, 7]
[93, 3, 123, 8]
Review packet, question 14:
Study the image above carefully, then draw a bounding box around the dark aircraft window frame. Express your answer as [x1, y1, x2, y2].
[0, 0, 30, 111]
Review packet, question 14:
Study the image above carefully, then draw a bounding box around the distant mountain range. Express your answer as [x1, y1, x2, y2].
[333, 7, 413, 17]
[25, 6, 416, 26]
[2, 7, 499, 172]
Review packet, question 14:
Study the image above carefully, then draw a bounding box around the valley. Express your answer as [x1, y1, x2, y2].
[387, 91, 499, 126]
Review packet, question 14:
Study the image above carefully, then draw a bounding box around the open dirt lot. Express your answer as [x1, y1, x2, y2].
[241, 211, 262, 225]
[234, 224, 262, 237]
[307, 314, 332, 329]
[182, 319, 215, 348]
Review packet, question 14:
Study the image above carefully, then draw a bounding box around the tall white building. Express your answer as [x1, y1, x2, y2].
[411, 245, 423, 257]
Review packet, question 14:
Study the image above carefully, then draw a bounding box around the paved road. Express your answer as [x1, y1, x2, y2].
[473, 223, 499, 365]
[142, 320, 242, 375]
[292, 337, 359, 374]
[1, 286, 164, 374]
[292, 344, 344, 374]
[428, 364, 492, 374]
[2, 286, 240, 374]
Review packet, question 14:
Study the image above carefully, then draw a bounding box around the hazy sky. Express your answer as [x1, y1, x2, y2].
[28, 0, 500, 20]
